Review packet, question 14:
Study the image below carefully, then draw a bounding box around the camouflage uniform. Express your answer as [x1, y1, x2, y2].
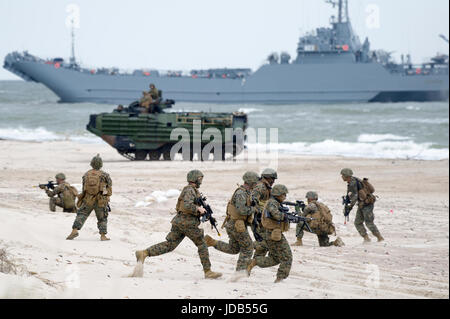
[72, 169, 112, 235]
[149, 86, 159, 100]
[296, 201, 339, 247]
[145, 184, 212, 271]
[347, 176, 380, 237]
[46, 182, 76, 213]
[213, 186, 257, 271]
[252, 178, 271, 258]
[254, 197, 292, 281]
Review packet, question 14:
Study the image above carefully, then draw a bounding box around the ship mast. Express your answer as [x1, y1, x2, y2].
[326, 0, 349, 23]
[69, 17, 76, 65]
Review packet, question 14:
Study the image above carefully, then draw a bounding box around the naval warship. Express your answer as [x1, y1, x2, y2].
[3, 0, 449, 104]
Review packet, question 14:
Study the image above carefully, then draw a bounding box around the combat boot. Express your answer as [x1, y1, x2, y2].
[274, 277, 284, 283]
[333, 237, 345, 247]
[100, 233, 110, 241]
[49, 199, 56, 212]
[246, 259, 257, 277]
[363, 234, 371, 243]
[66, 228, 79, 240]
[204, 269, 222, 279]
[204, 235, 217, 247]
[292, 238, 303, 246]
[135, 250, 149, 263]
[374, 232, 384, 242]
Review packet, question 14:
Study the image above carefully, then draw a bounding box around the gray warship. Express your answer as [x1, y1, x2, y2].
[4, 0, 449, 104]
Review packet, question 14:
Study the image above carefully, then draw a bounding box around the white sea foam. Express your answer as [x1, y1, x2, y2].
[0, 127, 102, 144]
[248, 140, 448, 161]
[357, 134, 411, 143]
[238, 108, 261, 114]
[0, 127, 60, 141]
[406, 105, 421, 111]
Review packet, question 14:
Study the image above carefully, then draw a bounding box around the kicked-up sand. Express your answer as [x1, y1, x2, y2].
[0, 140, 448, 298]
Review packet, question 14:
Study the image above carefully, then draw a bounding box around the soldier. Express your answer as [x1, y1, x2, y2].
[341, 168, 384, 243]
[148, 83, 160, 100]
[139, 91, 152, 111]
[252, 168, 277, 258]
[66, 154, 112, 241]
[44, 173, 77, 213]
[247, 184, 293, 283]
[292, 191, 344, 247]
[134, 170, 222, 279]
[204, 171, 259, 276]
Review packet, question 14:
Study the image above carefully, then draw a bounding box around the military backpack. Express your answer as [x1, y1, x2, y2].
[356, 177, 376, 205]
[84, 170, 103, 195]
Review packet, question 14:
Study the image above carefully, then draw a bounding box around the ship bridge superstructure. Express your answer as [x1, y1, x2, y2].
[294, 0, 367, 64]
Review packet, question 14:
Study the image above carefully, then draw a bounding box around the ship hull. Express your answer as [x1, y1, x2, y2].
[5, 60, 449, 104]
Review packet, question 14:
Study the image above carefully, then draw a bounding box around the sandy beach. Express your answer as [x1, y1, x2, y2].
[0, 139, 448, 299]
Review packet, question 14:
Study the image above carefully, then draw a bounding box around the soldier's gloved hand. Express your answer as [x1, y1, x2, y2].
[197, 206, 206, 215]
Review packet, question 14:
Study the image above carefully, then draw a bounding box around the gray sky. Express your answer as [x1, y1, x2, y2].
[0, 0, 448, 80]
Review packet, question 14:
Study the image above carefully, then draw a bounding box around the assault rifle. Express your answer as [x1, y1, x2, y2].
[251, 218, 264, 242]
[250, 195, 264, 242]
[196, 195, 221, 236]
[275, 205, 315, 234]
[38, 181, 56, 190]
[283, 200, 306, 212]
[342, 195, 351, 223]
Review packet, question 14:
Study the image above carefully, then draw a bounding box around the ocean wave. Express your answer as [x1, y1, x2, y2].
[381, 118, 449, 125]
[247, 140, 448, 161]
[238, 108, 261, 114]
[357, 134, 411, 143]
[405, 105, 421, 111]
[0, 127, 60, 141]
[0, 127, 101, 144]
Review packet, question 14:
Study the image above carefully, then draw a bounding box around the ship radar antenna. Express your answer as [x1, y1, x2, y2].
[325, 0, 349, 23]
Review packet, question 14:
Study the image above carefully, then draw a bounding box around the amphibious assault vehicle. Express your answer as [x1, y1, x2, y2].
[86, 100, 248, 161]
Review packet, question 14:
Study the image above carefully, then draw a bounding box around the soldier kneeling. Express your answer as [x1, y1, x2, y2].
[292, 191, 344, 247]
[45, 173, 78, 213]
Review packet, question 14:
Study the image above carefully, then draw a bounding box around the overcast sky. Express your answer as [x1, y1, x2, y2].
[0, 0, 448, 80]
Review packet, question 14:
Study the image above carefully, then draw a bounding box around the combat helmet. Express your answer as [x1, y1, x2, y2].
[55, 173, 66, 180]
[187, 170, 204, 184]
[243, 171, 259, 185]
[340, 168, 353, 177]
[261, 168, 278, 180]
[272, 184, 289, 197]
[90, 154, 103, 170]
[306, 191, 318, 200]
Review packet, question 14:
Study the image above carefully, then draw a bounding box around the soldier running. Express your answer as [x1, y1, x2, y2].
[247, 184, 293, 283]
[134, 170, 222, 279]
[252, 168, 278, 258]
[204, 172, 259, 276]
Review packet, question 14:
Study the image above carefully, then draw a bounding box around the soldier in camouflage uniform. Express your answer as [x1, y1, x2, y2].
[148, 83, 160, 100]
[135, 170, 222, 279]
[204, 171, 259, 273]
[341, 168, 384, 243]
[247, 184, 293, 283]
[66, 155, 112, 241]
[252, 168, 277, 258]
[292, 191, 344, 247]
[44, 173, 77, 213]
